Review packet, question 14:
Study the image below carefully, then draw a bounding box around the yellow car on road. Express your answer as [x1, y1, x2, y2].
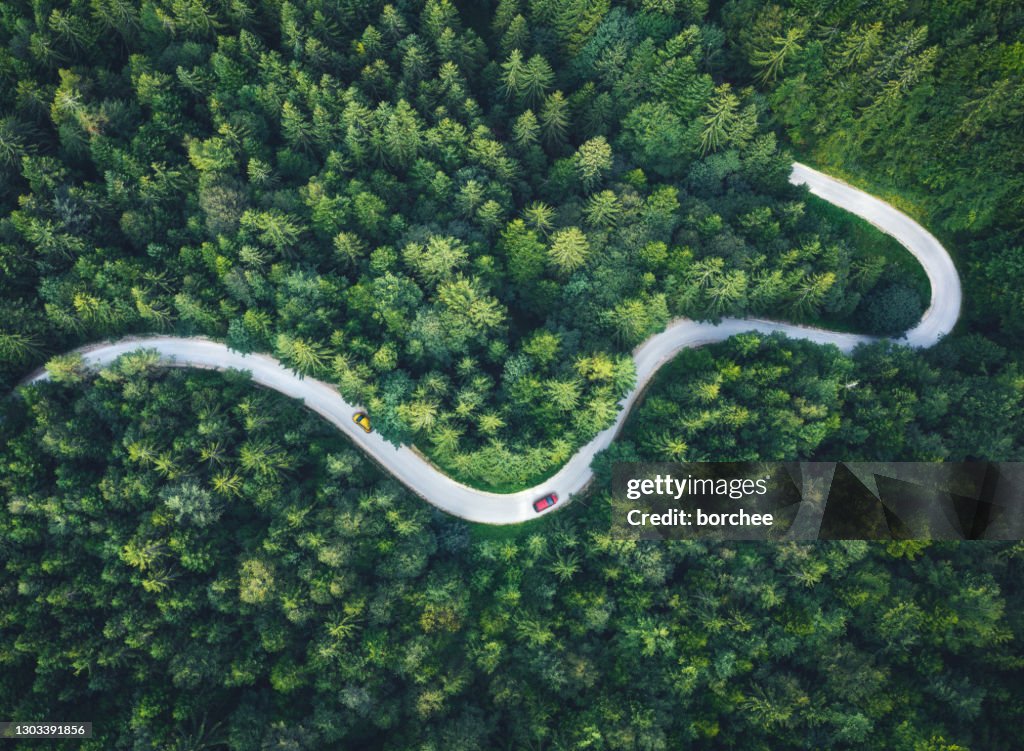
[352, 412, 372, 433]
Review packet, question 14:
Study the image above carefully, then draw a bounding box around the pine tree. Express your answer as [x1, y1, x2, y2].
[574, 136, 613, 190]
[699, 84, 740, 155]
[584, 190, 621, 227]
[500, 49, 526, 99]
[520, 54, 555, 107]
[539, 91, 570, 146]
[752, 27, 805, 83]
[512, 109, 540, 146]
[548, 227, 590, 273]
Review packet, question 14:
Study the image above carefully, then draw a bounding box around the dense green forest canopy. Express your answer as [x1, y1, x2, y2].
[720, 0, 1024, 336]
[2, 360, 1022, 749]
[0, 0, 963, 488]
[611, 331, 1024, 467]
[2, 0, 1024, 748]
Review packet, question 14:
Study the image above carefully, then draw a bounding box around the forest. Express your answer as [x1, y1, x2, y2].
[2, 358, 1022, 749]
[0, 0, 951, 488]
[614, 332, 1024, 467]
[2, 0, 1023, 748]
[720, 0, 1024, 339]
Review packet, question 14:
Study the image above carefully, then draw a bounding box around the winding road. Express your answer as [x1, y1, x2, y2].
[25, 164, 961, 524]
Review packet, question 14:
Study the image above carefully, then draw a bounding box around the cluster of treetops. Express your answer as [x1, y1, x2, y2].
[5, 0, 1013, 488]
[1, 2, 1023, 747]
[1, 347, 1021, 749]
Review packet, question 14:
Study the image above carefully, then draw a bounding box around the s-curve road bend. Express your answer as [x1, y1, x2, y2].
[23, 163, 962, 524]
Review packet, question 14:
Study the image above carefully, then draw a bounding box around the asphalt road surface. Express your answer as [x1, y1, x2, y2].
[25, 164, 961, 524]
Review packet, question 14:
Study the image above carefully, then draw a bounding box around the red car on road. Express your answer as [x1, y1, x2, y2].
[533, 493, 558, 513]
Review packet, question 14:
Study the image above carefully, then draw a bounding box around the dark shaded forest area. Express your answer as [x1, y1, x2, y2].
[0, 0, 985, 487]
[2, 359, 1022, 749]
[2, 0, 1023, 749]
[721, 0, 1024, 338]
